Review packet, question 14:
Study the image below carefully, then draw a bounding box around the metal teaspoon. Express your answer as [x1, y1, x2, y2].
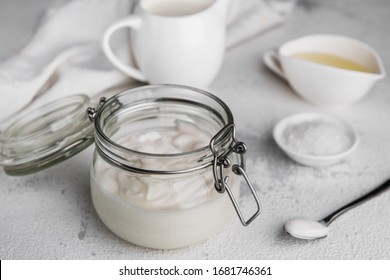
[284, 177, 390, 240]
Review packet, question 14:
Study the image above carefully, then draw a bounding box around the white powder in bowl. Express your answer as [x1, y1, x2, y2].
[282, 119, 353, 156]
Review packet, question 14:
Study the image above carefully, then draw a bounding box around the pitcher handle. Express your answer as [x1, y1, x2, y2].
[102, 15, 147, 82]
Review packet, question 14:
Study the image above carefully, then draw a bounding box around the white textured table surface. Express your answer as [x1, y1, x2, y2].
[1, 0, 390, 260]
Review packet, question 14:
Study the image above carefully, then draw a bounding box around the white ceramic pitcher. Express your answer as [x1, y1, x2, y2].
[102, 0, 231, 88]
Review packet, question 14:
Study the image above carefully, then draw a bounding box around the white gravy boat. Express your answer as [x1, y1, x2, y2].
[263, 34, 386, 106]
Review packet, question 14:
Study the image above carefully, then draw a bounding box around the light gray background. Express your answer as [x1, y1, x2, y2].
[1, 0, 390, 259]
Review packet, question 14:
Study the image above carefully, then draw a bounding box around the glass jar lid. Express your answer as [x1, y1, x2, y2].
[0, 94, 94, 175]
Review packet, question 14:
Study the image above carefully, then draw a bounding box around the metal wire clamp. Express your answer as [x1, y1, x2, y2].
[209, 124, 262, 226]
[87, 97, 107, 121]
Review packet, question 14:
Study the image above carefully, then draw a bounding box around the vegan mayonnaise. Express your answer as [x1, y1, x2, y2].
[90, 120, 238, 249]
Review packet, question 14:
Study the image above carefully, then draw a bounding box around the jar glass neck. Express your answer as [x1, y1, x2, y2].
[93, 85, 234, 174]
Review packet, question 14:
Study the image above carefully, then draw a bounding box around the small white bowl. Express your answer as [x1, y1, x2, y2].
[273, 112, 359, 166]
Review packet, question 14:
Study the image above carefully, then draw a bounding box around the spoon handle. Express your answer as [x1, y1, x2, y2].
[321, 177, 390, 225]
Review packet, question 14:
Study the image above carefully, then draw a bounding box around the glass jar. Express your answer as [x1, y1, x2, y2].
[89, 85, 261, 249]
[0, 85, 260, 250]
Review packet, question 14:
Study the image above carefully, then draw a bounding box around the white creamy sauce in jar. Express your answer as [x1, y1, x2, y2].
[90, 120, 238, 249]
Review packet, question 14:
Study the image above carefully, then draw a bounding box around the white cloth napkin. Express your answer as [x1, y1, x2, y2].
[0, 0, 295, 124]
[227, 0, 296, 49]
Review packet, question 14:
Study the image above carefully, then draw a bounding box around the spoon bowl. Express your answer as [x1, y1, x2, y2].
[284, 218, 329, 240]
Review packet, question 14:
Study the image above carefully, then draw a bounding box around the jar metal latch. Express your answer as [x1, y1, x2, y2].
[210, 124, 262, 226]
[87, 97, 107, 121]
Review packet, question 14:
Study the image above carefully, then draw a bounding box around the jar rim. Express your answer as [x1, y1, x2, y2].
[93, 84, 235, 174]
